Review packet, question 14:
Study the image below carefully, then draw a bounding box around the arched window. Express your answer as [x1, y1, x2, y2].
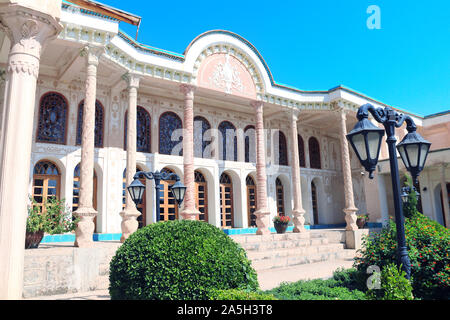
[309, 137, 321, 169]
[311, 181, 319, 224]
[195, 171, 208, 222]
[159, 112, 183, 156]
[32, 160, 61, 213]
[278, 131, 288, 166]
[276, 178, 285, 216]
[124, 106, 151, 153]
[76, 100, 104, 148]
[36, 92, 68, 145]
[218, 121, 237, 161]
[244, 125, 256, 163]
[220, 172, 234, 228]
[298, 134, 306, 168]
[194, 116, 211, 159]
[246, 175, 257, 227]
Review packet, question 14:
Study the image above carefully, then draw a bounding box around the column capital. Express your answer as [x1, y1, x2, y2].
[180, 84, 196, 98]
[285, 108, 301, 122]
[0, 3, 62, 57]
[122, 72, 140, 89]
[250, 100, 264, 109]
[80, 45, 105, 67]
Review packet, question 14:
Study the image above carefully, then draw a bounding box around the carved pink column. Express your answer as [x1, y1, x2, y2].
[339, 108, 358, 230]
[252, 101, 271, 235]
[120, 73, 141, 242]
[74, 45, 104, 247]
[289, 110, 307, 233]
[180, 84, 200, 220]
[0, 4, 61, 299]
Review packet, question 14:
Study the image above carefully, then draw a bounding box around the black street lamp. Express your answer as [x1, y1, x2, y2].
[127, 170, 187, 222]
[347, 104, 431, 279]
[401, 185, 420, 204]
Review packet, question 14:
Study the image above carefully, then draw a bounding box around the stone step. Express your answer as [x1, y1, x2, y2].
[239, 237, 329, 251]
[246, 243, 346, 261]
[230, 232, 311, 245]
[250, 249, 357, 271]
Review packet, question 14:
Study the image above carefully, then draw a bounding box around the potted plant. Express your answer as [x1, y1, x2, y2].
[25, 200, 47, 249]
[25, 197, 79, 249]
[356, 214, 369, 229]
[273, 215, 290, 234]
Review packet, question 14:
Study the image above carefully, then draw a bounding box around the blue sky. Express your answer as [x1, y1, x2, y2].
[97, 0, 450, 116]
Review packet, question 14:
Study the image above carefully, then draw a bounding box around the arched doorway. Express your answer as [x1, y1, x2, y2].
[73, 163, 98, 231]
[32, 160, 61, 213]
[159, 168, 179, 221]
[195, 170, 208, 222]
[246, 175, 257, 227]
[220, 172, 234, 228]
[311, 181, 319, 225]
[276, 177, 285, 216]
[123, 166, 146, 228]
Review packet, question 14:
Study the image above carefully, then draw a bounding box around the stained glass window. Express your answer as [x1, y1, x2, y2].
[298, 134, 306, 168]
[76, 100, 104, 148]
[244, 125, 256, 163]
[124, 106, 151, 153]
[36, 92, 68, 145]
[278, 131, 288, 166]
[309, 137, 321, 169]
[194, 116, 211, 159]
[218, 121, 237, 161]
[159, 112, 183, 156]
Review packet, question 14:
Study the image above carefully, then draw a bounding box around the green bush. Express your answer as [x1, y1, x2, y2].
[209, 289, 277, 300]
[265, 278, 366, 300]
[354, 212, 450, 300]
[109, 220, 258, 300]
[366, 263, 414, 300]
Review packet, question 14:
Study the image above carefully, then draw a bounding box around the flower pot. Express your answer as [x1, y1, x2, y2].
[274, 223, 288, 234]
[25, 231, 44, 249]
[356, 218, 366, 229]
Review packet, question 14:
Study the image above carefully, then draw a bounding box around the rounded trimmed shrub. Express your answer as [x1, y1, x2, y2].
[109, 220, 258, 300]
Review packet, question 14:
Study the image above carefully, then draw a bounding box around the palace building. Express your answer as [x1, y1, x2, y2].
[0, 0, 449, 299]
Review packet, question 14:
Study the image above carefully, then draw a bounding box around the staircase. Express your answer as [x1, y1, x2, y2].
[230, 230, 357, 272]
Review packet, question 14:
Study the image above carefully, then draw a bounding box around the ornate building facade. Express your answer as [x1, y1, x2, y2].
[0, 0, 449, 299]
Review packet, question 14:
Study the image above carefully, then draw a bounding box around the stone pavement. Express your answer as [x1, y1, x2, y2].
[24, 258, 355, 300]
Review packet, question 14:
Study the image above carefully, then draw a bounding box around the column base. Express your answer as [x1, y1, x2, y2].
[74, 207, 97, 248]
[292, 209, 308, 233]
[344, 207, 359, 231]
[345, 229, 369, 250]
[255, 208, 271, 235]
[180, 207, 201, 221]
[120, 207, 141, 243]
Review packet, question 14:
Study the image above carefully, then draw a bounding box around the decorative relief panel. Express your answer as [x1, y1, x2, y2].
[197, 53, 257, 99]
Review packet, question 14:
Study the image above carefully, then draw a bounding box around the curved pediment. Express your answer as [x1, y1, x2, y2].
[197, 52, 257, 99]
[184, 30, 272, 98]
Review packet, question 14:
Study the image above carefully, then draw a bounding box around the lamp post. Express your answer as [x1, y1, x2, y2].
[127, 170, 187, 222]
[346, 104, 431, 279]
